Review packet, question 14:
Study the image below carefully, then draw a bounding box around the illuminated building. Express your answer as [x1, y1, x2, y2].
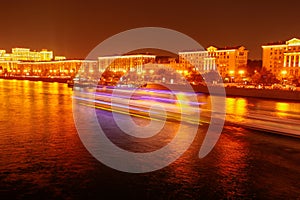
[123, 62, 181, 85]
[0, 48, 54, 61]
[98, 55, 156, 73]
[54, 56, 67, 61]
[262, 38, 300, 79]
[0, 61, 19, 74]
[0, 60, 91, 76]
[0, 50, 6, 57]
[39, 49, 53, 61]
[179, 46, 248, 78]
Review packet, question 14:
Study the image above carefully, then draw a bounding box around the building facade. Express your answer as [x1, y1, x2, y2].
[262, 38, 300, 80]
[98, 55, 156, 73]
[0, 60, 92, 77]
[0, 48, 56, 62]
[179, 46, 248, 78]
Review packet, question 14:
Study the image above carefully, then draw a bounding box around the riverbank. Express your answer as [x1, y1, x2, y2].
[1, 77, 299, 101]
[0, 75, 71, 83]
[144, 83, 300, 101]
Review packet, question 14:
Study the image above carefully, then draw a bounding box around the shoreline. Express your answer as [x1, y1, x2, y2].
[1, 77, 299, 101]
[0, 75, 71, 83]
[144, 83, 300, 101]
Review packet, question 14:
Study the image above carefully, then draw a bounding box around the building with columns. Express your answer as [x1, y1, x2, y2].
[179, 46, 248, 78]
[262, 38, 300, 80]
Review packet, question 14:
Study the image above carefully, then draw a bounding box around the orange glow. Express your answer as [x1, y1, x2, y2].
[281, 70, 287, 75]
[226, 98, 247, 122]
[276, 102, 289, 117]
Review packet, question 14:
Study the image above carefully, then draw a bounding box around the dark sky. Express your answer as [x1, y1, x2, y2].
[1, 0, 300, 60]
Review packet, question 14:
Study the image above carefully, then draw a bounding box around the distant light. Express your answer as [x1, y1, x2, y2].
[238, 70, 245, 75]
[281, 70, 287, 75]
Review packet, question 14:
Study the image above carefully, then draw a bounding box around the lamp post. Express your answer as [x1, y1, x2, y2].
[238, 70, 245, 82]
[281, 70, 287, 84]
[229, 70, 235, 83]
[238, 70, 245, 76]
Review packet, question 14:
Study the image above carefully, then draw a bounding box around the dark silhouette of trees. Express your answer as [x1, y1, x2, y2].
[202, 70, 222, 83]
[251, 67, 279, 84]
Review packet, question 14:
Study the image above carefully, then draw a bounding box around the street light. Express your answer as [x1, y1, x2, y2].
[238, 70, 245, 76]
[281, 70, 287, 84]
[238, 70, 245, 84]
[229, 70, 235, 83]
[281, 70, 287, 75]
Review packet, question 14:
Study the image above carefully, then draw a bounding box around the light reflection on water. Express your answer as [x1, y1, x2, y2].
[226, 98, 248, 122]
[1, 80, 300, 199]
[276, 102, 290, 117]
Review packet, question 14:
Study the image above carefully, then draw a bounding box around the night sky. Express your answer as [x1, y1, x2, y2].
[1, 0, 300, 60]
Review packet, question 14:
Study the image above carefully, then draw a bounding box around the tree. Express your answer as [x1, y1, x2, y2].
[247, 60, 262, 76]
[252, 67, 279, 85]
[202, 70, 222, 83]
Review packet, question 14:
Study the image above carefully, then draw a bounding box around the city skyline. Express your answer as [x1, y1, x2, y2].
[1, 0, 300, 60]
[2, 37, 300, 82]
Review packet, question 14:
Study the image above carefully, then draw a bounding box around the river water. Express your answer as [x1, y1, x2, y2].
[1, 79, 300, 199]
